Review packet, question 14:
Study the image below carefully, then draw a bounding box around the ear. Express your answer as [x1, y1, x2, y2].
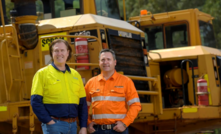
[114, 59, 117, 66]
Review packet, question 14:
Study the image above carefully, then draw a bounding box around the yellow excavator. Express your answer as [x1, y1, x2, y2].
[0, 0, 221, 133]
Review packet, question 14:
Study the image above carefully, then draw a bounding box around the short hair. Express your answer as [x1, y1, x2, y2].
[99, 49, 116, 60]
[49, 39, 72, 61]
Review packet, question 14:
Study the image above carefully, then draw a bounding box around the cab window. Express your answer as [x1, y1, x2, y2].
[143, 26, 164, 50]
[95, 0, 120, 19]
[165, 24, 188, 48]
[199, 21, 216, 48]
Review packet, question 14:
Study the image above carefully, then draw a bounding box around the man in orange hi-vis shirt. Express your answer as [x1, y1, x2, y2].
[85, 49, 141, 134]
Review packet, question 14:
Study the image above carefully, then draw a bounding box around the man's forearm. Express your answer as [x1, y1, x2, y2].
[122, 104, 141, 126]
[78, 97, 88, 128]
[31, 95, 52, 123]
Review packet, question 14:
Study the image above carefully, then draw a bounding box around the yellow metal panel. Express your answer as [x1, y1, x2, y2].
[38, 15, 82, 34]
[182, 106, 220, 119]
[199, 55, 220, 105]
[183, 108, 198, 113]
[139, 108, 182, 121]
[82, 0, 96, 14]
[148, 62, 160, 77]
[149, 46, 221, 61]
[204, 74, 212, 105]
[198, 107, 220, 118]
[0, 106, 7, 111]
[140, 103, 154, 114]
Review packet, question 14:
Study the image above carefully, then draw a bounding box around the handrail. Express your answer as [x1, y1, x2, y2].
[149, 52, 162, 59]
[0, 26, 24, 102]
[0, 39, 9, 101]
[127, 20, 140, 28]
[39, 35, 102, 68]
[156, 75, 163, 114]
[137, 90, 159, 95]
[127, 75, 163, 114]
[181, 59, 196, 105]
[0, 0, 6, 39]
[5, 38, 13, 101]
[11, 26, 24, 101]
[126, 75, 157, 82]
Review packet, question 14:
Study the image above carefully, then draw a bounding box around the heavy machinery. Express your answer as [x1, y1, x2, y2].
[1, 0, 221, 133]
[0, 0, 156, 134]
[128, 9, 221, 134]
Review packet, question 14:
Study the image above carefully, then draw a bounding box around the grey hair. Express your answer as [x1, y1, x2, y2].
[99, 49, 116, 60]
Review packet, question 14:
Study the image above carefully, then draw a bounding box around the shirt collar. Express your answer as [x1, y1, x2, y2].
[51, 62, 71, 73]
[98, 70, 117, 81]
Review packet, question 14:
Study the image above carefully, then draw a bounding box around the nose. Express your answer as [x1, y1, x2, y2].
[57, 51, 62, 55]
[104, 59, 108, 64]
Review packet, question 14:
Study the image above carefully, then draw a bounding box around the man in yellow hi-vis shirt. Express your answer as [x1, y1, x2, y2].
[31, 39, 87, 134]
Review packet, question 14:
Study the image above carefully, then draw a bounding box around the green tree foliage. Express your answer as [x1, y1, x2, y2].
[203, 0, 221, 48]
[125, 0, 207, 18]
[5, 0, 14, 23]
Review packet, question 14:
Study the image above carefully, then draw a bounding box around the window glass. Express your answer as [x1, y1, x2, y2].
[36, 0, 44, 20]
[95, 0, 120, 19]
[142, 26, 164, 50]
[165, 24, 188, 48]
[54, 0, 81, 18]
[199, 21, 216, 48]
[54, 0, 65, 18]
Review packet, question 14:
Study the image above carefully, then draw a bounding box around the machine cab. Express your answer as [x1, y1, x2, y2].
[129, 9, 216, 51]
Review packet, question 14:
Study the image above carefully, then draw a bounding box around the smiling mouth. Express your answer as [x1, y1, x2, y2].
[57, 57, 63, 59]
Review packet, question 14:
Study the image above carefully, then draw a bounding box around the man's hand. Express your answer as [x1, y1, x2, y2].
[47, 120, 55, 125]
[79, 127, 87, 134]
[87, 122, 96, 133]
[113, 121, 126, 132]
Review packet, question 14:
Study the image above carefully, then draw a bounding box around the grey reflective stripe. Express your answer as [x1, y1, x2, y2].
[92, 96, 125, 102]
[87, 101, 91, 106]
[127, 98, 140, 106]
[93, 114, 126, 119]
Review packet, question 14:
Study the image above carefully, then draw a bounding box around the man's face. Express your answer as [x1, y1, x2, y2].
[52, 42, 69, 65]
[99, 52, 116, 72]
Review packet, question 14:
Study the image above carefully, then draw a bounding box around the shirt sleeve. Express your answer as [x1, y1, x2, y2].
[122, 78, 141, 127]
[31, 71, 52, 123]
[77, 74, 88, 128]
[84, 80, 92, 125]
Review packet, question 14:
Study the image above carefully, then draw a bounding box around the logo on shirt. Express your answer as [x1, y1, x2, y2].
[115, 86, 124, 88]
[57, 80, 60, 81]
[73, 77, 78, 80]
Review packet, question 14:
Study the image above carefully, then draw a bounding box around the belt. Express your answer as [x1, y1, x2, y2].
[94, 124, 116, 130]
[52, 117, 77, 123]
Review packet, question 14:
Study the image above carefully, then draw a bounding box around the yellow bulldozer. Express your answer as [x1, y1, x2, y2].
[0, 0, 221, 133]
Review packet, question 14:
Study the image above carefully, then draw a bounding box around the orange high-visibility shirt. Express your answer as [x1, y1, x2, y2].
[85, 71, 141, 127]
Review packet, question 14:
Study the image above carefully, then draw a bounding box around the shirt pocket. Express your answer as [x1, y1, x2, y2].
[45, 79, 62, 95]
[110, 88, 125, 97]
[70, 79, 80, 97]
[89, 89, 102, 97]
[89, 89, 102, 104]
